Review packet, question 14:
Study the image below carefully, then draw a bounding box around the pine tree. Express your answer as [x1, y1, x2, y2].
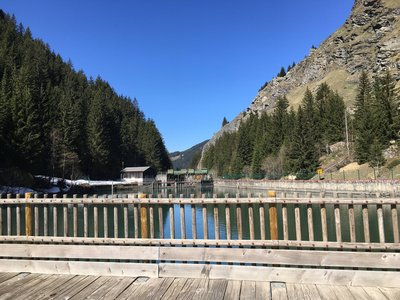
[353, 71, 374, 164]
[221, 117, 228, 127]
[371, 71, 399, 146]
[277, 67, 286, 77]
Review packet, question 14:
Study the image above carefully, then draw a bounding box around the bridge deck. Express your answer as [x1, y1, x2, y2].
[0, 272, 398, 300]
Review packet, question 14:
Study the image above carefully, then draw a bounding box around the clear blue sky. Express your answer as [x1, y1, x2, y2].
[1, 0, 353, 152]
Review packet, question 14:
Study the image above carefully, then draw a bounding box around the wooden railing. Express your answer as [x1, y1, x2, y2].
[0, 192, 400, 287]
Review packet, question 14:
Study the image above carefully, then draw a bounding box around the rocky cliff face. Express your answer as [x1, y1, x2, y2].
[200, 0, 400, 167]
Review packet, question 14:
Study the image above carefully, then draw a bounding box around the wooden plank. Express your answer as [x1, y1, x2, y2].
[320, 204, 328, 242]
[347, 286, 372, 300]
[348, 204, 356, 243]
[307, 204, 314, 242]
[12, 274, 63, 300]
[203, 203, 208, 239]
[214, 204, 220, 240]
[159, 263, 400, 287]
[2, 235, 400, 250]
[38, 274, 87, 299]
[295, 204, 301, 241]
[6, 205, 11, 236]
[255, 281, 270, 300]
[197, 279, 227, 300]
[114, 206, 119, 238]
[94, 205, 99, 238]
[0, 259, 158, 277]
[181, 204, 186, 239]
[249, 204, 255, 240]
[21, 274, 76, 300]
[282, 204, 288, 241]
[0, 274, 51, 299]
[391, 205, 399, 243]
[331, 285, 355, 300]
[223, 281, 241, 300]
[170, 204, 175, 239]
[103, 206, 108, 238]
[300, 284, 323, 300]
[160, 246, 400, 269]
[286, 283, 302, 300]
[97, 277, 136, 300]
[334, 204, 342, 242]
[53, 275, 99, 299]
[260, 203, 266, 240]
[0, 244, 159, 260]
[73, 204, 78, 237]
[85, 277, 125, 300]
[114, 277, 144, 300]
[16, 206, 20, 236]
[84, 205, 88, 238]
[43, 205, 48, 236]
[134, 205, 139, 238]
[240, 281, 256, 299]
[362, 287, 388, 300]
[10, 196, 400, 205]
[159, 204, 164, 239]
[377, 204, 385, 243]
[70, 276, 111, 299]
[124, 277, 172, 300]
[0, 273, 42, 295]
[237, 204, 242, 240]
[175, 278, 203, 300]
[270, 282, 288, 300]
[192, 203, 197, 240]
[362, 205, 370, 243]
[149, 205, 154, 239]
[159, 277, 187, 300]
[379, 287, 400, 300]
[315, 285, 338, 300]
[63, 204, 68, 237]
[124, 205, 129, 238]
[190, 279, 208, 300]
[0, 273, 19, 284]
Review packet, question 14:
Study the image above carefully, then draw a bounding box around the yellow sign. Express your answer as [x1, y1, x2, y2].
[317, 168, 323, 175]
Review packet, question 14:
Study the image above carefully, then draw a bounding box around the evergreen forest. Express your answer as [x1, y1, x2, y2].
[0, 11, 171, 180]
[203, 71, 400, 179]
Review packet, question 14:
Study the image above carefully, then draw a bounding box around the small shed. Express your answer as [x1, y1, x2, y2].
[120, 166, 156, 185]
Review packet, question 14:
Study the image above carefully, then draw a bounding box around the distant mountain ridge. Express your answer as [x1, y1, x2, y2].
[170, 140, 208, 169]
[200, 0, 400, 166]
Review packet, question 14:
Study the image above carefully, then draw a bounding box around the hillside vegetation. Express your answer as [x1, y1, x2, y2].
[0, 11, 171, 181]
[203, 72, 400, 179]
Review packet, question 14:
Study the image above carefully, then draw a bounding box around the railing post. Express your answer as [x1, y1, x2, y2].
[268, 190, 278, 240]
[25, 192, 32, 236]
[139, 193, 148, 238]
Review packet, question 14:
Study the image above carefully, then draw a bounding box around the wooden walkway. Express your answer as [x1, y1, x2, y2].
[0, 272, 399, 300]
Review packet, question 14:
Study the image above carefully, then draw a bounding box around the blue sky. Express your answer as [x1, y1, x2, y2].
[1, 0, 353, 152]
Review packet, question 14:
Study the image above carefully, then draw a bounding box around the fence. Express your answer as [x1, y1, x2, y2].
[0, 192, 399, 287]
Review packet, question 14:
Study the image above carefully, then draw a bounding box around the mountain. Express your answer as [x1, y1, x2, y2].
[200, 0, 400, 166]
[0, 10, 171, 180]
[170, 140, 208, 169]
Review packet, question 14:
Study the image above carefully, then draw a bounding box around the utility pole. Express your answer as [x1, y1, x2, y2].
[345, 109, 350, 157]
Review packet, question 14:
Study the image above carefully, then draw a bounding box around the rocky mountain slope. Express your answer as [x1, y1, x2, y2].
[170, 140, 208, 169]
[200, 0, 400, 166]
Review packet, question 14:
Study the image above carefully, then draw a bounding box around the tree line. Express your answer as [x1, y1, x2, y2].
[203, 71, 399, 179]
[0, 11, 171, 180]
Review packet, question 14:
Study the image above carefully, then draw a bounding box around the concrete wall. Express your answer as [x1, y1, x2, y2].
[215, 179, 400, 194]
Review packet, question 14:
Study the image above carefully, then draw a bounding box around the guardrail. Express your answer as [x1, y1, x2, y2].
[0, 192, 399, 287]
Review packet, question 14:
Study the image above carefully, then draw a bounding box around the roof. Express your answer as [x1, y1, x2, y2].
[121, 166, 152, 173]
